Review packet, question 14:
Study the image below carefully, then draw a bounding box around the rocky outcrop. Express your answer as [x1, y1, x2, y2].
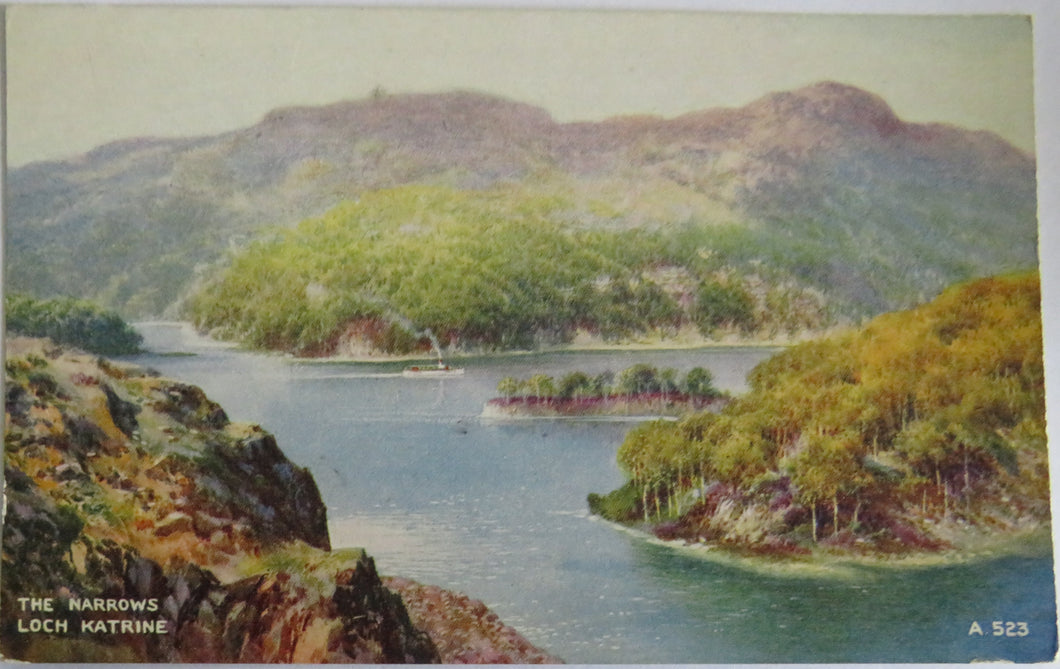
[1, 338, 554, 663]
[386, 577, 562, 664]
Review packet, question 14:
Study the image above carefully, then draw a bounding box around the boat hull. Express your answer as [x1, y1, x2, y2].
[402, 367, 465, 378]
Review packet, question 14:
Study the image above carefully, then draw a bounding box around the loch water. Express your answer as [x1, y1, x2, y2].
[131, 323, 1057, 663]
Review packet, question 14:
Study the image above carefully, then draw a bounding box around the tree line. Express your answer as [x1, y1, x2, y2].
[496, 364, 721, 402]
[5, 294, 143, 355]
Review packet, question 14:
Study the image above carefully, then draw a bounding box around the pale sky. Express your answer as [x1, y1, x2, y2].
[3, 3, 1039, 166]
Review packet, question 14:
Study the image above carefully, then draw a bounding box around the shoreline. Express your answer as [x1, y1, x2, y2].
[481, 394, 725, 420]
[286, 340, 792, 365]
[135, 320, 796, 363]
[480, 413, 679, 423]
[589, 514, 1054, 579]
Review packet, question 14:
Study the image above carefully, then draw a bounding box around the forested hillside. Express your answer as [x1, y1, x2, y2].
[7, 82, 1037, 327]
[186, 185, 826, 355]
[589, 272, 1048, 556]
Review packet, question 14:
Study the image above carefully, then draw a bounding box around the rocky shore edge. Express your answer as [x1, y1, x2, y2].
[483, 394, 726, 420]
[1, 337, 558, 663]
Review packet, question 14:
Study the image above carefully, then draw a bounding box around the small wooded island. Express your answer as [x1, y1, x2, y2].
[483, 364, 726, 419]
[588, 273, 1050, 560]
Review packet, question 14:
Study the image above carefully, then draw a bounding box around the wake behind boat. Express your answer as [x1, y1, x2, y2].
[402, 360, 465, 378]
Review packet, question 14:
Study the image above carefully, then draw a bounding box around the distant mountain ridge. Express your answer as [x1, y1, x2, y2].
[6, 81, 1037, 320]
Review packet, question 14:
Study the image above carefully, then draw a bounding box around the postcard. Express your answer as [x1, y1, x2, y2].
[2, 1, 1057, 664]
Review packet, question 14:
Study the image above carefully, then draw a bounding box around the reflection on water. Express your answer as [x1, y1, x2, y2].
[131, 323, 1056, 664]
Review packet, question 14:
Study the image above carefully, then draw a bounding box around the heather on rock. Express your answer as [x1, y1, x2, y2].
[1, 338, 554, 663]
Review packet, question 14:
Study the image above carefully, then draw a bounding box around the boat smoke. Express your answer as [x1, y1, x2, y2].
[336, 289, 449, 360]
[378, 305, 445, 359]
[424, 329, 444, 362]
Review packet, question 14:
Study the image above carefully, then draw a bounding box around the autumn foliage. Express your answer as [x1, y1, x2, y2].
[592, 272, 1048, 554]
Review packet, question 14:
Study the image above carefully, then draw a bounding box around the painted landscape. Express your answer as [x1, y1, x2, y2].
[3, 6, 1055, 664]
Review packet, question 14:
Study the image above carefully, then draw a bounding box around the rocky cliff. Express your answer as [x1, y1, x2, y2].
[1, 337, 555, 663]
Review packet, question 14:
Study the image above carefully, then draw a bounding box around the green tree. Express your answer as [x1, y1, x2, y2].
[786, 434, 864, 541]
[524, 374, 557, 400]
[616, 363, 661, 397]
[558, 371, 595, 400]
[497, 376, 521, 399]
[659, 368, 680, 397]
[592, 371, 615, 397]
[894, 419, 954, 513]
[682, 367, 717, 398]
[692, 279, 756, 335]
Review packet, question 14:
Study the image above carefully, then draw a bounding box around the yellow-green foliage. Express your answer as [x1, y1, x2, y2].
[188, 185, 674, 352]
[186, 184, 828, 354]
[613, 272, 1047, 542]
